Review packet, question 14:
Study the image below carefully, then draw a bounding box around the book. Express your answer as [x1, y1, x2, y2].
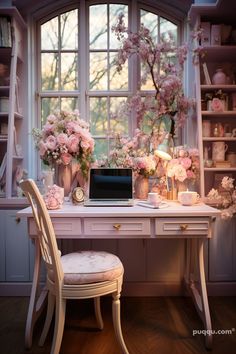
[202, 62, 211, 85]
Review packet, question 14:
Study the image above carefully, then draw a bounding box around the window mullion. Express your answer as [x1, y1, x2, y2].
[79, 0, 87, 120]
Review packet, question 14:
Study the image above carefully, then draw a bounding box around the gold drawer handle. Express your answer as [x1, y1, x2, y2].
[180, 224, 188, 231]
[113, 224, 121, 231]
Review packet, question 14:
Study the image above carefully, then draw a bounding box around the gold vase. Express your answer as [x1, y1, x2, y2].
[135, 175, 149, 200]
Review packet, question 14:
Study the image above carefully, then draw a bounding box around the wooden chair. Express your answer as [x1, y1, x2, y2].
[20, 179, 129, 354]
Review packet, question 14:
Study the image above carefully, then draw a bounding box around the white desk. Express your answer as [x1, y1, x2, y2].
[18, 201, 220, 349]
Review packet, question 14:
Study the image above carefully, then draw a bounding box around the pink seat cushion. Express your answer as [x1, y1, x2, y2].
[59, 251, 124, 285]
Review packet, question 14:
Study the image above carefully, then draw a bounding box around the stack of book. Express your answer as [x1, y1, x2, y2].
[0, 16, 12, 47]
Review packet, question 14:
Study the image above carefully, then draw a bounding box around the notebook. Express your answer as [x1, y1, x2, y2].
[84, 168, 134, 206]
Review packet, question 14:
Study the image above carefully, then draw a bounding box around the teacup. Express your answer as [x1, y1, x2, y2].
[148, 192, 162, 207]
[178, 191, 200, 206]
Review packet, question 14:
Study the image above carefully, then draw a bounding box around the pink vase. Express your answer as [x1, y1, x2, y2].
[55, 163, 73, 196]
[135, 175, 149, 199]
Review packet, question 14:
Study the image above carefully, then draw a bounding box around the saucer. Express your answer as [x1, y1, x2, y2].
[137, 201, 169, 209]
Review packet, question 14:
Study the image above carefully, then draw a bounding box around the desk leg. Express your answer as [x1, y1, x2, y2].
[188, 239, 212, 350]
[25, 240, 47, 349]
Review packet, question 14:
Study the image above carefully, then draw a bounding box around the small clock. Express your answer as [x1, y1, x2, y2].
[72, 187, 85, 204]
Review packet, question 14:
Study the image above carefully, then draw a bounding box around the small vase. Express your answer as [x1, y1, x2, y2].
[135, 175, 149, 200]
[212, 68, 227, 85]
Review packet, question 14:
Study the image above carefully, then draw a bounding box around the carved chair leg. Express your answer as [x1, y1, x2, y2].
[112, 293, 129, 354]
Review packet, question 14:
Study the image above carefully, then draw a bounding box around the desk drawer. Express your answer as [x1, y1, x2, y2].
[29, 218, 82, 236]
[84, 218, 150, 237]
[155, 217, 210, 238]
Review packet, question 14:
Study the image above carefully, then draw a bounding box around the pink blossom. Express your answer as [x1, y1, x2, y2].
[61, 152, 72, 165]
[67, 134, 79, 153]
[173, 164, 187, 182]
[38, 141, 47, 156]
[45, 135, 57, 151]
[57, 133, 68, 145]
[179, 157, 192, 170]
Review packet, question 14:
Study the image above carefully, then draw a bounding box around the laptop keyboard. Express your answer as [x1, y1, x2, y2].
[84, 199, 133, 206]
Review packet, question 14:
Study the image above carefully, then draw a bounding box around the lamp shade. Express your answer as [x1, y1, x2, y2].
[154, 139, 172, 160]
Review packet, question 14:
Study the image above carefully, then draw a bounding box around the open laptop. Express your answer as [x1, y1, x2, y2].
[84, 168, 134, 206]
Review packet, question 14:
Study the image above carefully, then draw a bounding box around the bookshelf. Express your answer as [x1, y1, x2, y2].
[0, 6, 27, 199]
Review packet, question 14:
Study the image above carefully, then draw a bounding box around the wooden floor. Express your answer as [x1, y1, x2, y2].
[0, 296, 236, 354]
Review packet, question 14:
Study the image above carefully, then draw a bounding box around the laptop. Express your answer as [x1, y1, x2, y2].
[84, 168, 134, 206]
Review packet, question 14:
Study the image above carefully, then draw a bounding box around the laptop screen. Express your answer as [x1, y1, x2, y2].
[89, 168, 133, 199]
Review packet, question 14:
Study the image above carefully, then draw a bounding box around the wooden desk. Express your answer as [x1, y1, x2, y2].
[18, 201, 220, 350]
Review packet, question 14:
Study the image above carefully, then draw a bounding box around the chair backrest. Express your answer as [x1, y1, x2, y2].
[20, 179, 64, 287]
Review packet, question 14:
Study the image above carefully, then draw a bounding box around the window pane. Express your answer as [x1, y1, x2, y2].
[90, 97, 107, 135]
[89, 5, 107, 49]
[110, 97, 128, 134]
[90, 53, 107, 90]
[140, 10, 158, 42]
[61, 10, 78, 50]
[109, 4, 128, 49]
[61, 97, 78, 111]
[41, 53, 59, 91]
[61, 53, 77, 90]
[41, 97, 59, 124]
[109, 52, 128, 90]
[160, 17, 177, 44]
[41, 17, 58, 50]
[93, 139, 108, 160]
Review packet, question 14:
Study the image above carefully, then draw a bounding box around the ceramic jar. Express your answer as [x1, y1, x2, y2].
[212, 141, 228, 161]
[212, 68, 227, 85]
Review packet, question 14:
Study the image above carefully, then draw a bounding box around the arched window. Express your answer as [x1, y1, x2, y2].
[37, 1, 180, 161]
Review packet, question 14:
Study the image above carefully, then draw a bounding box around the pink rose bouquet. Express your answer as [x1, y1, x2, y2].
[167, 146, 200, 183]
[33, 110, 94, 178]
[206, 176, 236, 219]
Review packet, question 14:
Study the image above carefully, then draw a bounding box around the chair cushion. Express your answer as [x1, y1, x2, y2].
[59, 251, 124, 285]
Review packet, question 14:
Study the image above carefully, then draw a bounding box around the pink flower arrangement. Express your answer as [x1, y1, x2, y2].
[43, 184, 64, 210]
[105, 132, 159, 177]
[167, 146, 200, 182]
[206, 176, 236, 219]
[33, 110, 94, 178]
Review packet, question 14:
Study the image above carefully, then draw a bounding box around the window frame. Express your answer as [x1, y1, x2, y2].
[32, 0, 183, 177]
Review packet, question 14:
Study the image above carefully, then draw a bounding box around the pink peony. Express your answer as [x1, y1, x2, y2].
[38, 141, 47, 156]
[179, 157, 192, 170]
[67, 134, 79, 153]
[57, 133, 68, 145]
[45, 135, 57, 151]
[61, 152, 72, 165]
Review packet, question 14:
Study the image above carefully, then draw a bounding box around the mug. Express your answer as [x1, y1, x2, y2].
[212, 142, 228, 161]
[178, 191, 200, 206]
[148, 192, 162, 207]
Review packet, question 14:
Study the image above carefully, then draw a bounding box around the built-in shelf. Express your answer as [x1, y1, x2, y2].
[13, 155, 23, 160]
[201, 85, 236, 92]
[202, 111, 236, 116]
[204, 167, 236, 171]
[203, 137, 236, 141]
[201, 45, 236, 61]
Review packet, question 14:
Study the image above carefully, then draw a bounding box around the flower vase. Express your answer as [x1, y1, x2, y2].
[135, 175, 149, 199]
[55, 163, 73, 197]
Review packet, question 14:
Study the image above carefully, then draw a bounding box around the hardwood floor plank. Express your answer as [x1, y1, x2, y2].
[0, 296, 235, 354]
